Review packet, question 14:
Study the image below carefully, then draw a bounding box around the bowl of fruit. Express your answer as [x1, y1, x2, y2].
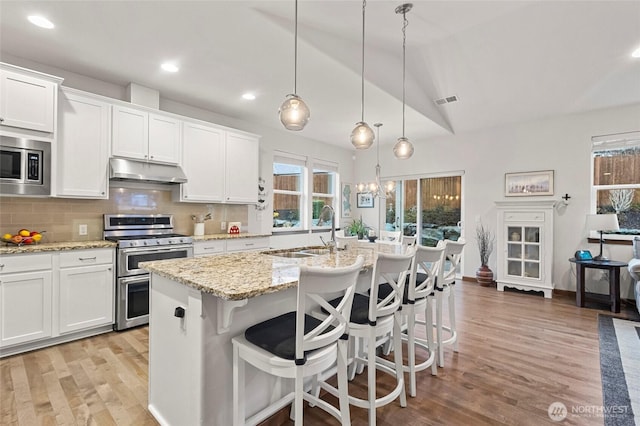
[2, 229, 44, 246]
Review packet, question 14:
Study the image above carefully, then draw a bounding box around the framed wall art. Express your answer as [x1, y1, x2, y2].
[505, 170, 554, 197]
[357, 192, 375, 208]
[341, 183, 353, 218]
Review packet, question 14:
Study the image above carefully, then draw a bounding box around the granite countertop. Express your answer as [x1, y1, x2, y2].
[191, 233, 271, 242]
[0, 240, 117, 255]
[141, 245, 395, 301]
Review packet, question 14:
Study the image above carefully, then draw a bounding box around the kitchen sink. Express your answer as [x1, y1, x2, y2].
[298, 248, 330, 255]
[263, 246, 331, 258]
[271, 251, 316, 258]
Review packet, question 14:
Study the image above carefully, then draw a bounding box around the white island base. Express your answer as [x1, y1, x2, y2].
[148, 274, 300, 426]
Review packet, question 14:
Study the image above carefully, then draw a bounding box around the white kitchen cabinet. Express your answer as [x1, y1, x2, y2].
[57, 88, 110, 198]
[112, 105, 181, 164]
[194, 240, 226, 257]
[177, 121, 225, 202]
[58, 249, 114, 334]
[224, 131, 259, 203]
[495, 201, 555, 298]
[0, 253, 53, 347]
[0, 63, 62, 134]
[225, 237, 270, 253]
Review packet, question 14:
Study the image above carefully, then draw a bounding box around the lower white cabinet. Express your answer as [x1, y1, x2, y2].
[225, 237, 270, 253]
[0, 270, 53, 347]
[0, 248, 115, 357]
[58, 249, 114, 334]
[194, 240, 226, 257]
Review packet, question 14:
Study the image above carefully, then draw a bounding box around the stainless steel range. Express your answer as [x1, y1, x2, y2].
[104, 214, 193, 331]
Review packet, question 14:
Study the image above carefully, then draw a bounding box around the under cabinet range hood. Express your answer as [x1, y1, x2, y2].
[109, 158, 187, 184]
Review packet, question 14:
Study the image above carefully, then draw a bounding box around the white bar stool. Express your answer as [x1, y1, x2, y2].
[435, 238, 465, 367]
[231, 256, 364, 425]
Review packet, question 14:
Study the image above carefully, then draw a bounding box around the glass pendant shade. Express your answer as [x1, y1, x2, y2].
[279, 94, 310, 131]
[351, 121, 375, 149]
[393, 136, 414, 160]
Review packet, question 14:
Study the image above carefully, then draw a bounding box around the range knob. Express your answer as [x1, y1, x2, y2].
[156, 240, 161, 245]
[143, 241, 148, 246]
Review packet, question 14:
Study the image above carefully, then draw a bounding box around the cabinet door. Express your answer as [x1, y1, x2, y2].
[112, 105, 148, 160]
[180, 122, 224, 202]
[57, 90, 110, 198]
[0, 69, 56, 132]
[225, 132, 259, 203]
[59, 264, 114, 334]
[149, 113, 181, 164]
[0, 271, 52, 346]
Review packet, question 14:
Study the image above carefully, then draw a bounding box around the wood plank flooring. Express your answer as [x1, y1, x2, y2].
[1, 282, 637, 426]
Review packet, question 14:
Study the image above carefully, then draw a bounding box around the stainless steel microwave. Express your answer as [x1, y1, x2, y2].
[0, 135, 51, 196]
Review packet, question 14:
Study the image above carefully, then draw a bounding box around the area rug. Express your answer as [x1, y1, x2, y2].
[598, 314, 640, 426]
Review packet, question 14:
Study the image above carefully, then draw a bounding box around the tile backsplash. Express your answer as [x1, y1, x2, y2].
[0, 187, 248, 242]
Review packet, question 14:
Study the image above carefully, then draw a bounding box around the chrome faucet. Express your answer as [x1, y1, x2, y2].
[319, 205, 336, 253]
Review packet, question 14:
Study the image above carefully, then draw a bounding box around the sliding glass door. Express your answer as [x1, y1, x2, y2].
[384, 174, 463, 247]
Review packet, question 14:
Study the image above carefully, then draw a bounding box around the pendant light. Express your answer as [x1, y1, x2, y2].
[279, 0, 310, 131]
[350, 0, 374, 149]
[393, 3, 414, 159]
[356, 123, 395, 197]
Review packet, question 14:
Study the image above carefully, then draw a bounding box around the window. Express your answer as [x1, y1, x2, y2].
[273, 153, 306, 230]
[312, 160, 338, 229]
[272, 153, 339, 231]
[591, 132, 640, 235]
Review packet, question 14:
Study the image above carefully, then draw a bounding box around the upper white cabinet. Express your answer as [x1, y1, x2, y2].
[178, 121, 225, 202]
[225, 131, 259, 203]
[0, 63, 63, 135]
[177, 124, 260, 204]
[112, 105, 181, 164]
[57, 88, 110, 198]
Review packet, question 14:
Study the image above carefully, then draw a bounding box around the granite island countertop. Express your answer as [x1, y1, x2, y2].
[140, 244, 396, 301]
[0, 240, 117, 254]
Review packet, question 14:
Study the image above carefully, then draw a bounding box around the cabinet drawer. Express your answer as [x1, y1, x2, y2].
[226, 237, 269, 252]
[194, 240, 225, 256]
[0, 253, 52, 274]
[59, 249, 114, 268]
[504, 211, 545, 222]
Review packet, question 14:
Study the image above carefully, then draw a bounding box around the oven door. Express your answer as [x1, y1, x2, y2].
[115, 275, 150, 330]
[118, 244, 193, 277]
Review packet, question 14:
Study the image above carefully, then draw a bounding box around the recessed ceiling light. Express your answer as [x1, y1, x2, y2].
[632, 47, 640, 58]
[161, 63, 179, 73]
[242, 93, 256, 100]
[27, 15, 54, 29]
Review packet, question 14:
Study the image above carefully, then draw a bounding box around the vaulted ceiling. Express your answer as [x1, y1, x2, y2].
[1, 1, 639, 148]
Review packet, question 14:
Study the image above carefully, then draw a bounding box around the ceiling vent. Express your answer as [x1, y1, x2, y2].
[434, 95, 459, 106]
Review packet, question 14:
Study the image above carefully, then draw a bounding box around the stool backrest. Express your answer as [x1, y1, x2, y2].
[409, 240, 445, 301]
[296, 255, 364, 359]
[379, 230, 402, 243]
[401, 235, 417, 248]
[369, 247, 415, 322]
[442, 238, 466, 288]
[336, 235, 358, 250]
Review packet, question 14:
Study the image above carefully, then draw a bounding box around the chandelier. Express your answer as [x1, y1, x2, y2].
[356, 123, 395, 198]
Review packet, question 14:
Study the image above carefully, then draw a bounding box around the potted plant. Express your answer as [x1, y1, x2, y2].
[475, 221, 495, 286]
[347, 216, 366, 239]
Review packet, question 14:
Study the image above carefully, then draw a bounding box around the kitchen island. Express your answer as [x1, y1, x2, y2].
[141, 245, 388, 426]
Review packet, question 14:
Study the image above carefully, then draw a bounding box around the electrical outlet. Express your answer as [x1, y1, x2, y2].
[221, 221, 226, 231]
[79, 224, 88, 235]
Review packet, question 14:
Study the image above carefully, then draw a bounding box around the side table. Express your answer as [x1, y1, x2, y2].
[568, 258, 628, 313]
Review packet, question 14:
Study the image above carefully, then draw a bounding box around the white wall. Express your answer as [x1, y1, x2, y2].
[352, 103, 640, 299]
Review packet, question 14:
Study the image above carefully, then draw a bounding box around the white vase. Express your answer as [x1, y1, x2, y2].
[194, 222, 205, 236]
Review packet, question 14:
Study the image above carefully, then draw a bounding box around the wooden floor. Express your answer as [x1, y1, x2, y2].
[1, 282, 637, 426]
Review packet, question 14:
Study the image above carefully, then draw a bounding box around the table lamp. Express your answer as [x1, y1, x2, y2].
[586, 213, 620, 261]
